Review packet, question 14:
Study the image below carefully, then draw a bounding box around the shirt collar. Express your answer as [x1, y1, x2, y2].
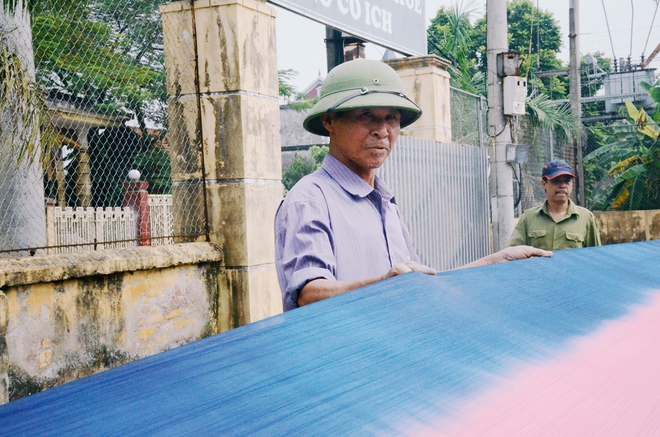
[321, 153, 394, 201]
[541, 199, 579, 218]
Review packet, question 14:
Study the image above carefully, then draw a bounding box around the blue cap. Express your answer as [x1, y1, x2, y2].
[542, 160, 575, 180]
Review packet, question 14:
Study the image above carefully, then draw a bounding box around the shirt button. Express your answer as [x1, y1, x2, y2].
[406, 256, 410, 261]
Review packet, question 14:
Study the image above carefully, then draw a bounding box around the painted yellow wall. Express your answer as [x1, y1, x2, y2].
[594, 210, 660, 245]
[0, 243, 222, 402]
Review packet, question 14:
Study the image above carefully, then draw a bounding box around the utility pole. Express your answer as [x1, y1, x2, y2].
[569, 0, 585, 205]
[487, 0, 514, 252]
[325, 27, 366, 72]
[325, 27, 344, 71]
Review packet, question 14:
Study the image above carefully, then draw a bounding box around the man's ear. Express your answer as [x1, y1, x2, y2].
[320, 114, 333, 134]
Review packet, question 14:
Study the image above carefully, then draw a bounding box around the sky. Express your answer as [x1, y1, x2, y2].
[275, 0, 660, 92]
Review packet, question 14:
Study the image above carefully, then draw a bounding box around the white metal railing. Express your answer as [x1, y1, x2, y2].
[45, 195, 174, 253]
[46, 206, 137, 254]
[379, 137, 490, 272]
[147, 194, 174, 246]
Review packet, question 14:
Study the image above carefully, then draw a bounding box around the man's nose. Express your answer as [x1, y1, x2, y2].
[371, 119, 390, 137]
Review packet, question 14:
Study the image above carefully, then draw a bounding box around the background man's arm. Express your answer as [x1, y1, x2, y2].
[459, 245, 552, 269]
[298, 261, 436, 307]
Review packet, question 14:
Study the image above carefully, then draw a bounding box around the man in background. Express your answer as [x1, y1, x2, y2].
[509, 160, 601, 251]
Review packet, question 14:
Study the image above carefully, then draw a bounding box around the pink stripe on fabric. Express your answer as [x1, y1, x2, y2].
[391, 290, 660, 437]
[432, 290, 660, 436]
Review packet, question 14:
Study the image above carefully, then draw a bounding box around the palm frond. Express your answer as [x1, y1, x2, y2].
[584, 141, 637, 162]
[611, 180, 631, 209]
[525, 92, 580, 141]
[0, 38, 58, 167]
[628, 174, 648, 210]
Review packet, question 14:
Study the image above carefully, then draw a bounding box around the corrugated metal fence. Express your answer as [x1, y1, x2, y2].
[379, 136, 490, 272]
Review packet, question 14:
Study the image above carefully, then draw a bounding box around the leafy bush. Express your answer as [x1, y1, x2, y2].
[585, 82, 660, 211]
[282, 146, 328, 192]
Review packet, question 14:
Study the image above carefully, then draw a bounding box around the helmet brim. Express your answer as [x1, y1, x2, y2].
[303, 90, 422, 137]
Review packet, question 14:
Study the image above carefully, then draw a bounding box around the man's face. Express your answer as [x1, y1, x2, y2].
[321, 108, 401, 177]
[542, 175, 574, 204]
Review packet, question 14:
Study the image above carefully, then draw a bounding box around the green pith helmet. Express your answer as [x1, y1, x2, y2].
[303, 59, 422, 137]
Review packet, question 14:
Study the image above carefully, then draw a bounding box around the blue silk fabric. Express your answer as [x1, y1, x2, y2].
[1, 240, 659, 436]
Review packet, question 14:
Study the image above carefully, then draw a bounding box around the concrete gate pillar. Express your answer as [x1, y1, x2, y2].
[385, 55, 452, 143]
[160, 0, 283, 330]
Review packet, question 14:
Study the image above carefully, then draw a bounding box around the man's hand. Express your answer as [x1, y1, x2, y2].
[462, 245, 552, 268]
[298, 261, 436, 307]
[382, 261, 437, 280]
[490, 245, 553, 263]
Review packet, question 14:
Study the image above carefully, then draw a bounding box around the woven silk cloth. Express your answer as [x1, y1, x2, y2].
[2, 240, 660, 436]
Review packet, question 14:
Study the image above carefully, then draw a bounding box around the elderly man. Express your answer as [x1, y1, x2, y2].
[275, 59, 550, 311]
[509, 160, 601, 250]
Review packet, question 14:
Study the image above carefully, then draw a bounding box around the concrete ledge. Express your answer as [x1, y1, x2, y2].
[385, 54, 451, 71]
[206, 0, 277, 16]
[162, 0, 277, 17]
[594, 210, 660, 245]
[0, 243, 223, 288]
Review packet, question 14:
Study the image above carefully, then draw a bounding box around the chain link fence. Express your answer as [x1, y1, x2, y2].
[517, 121, 575, 212]
[450, 87, 486, 148]
[517, 120, 660, 214]
[449, 87, 579, 215]
[584, 122, 660, 212]
[0, 0, 206, 257]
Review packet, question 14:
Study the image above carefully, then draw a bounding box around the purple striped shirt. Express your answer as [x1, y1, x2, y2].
[275, 153, 419, 311]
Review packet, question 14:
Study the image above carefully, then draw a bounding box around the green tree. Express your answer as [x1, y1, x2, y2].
[279, 68, 299, 103]
[2, 0, 175, 215]
[427, 0, 579, 140]
[469, 0, 567, 99]
[133, 148, 171, 195]
[525, 92, 579, 140]
[427, 1, 483, 94]
[282, 146, 328, 192]
[91, 0, 169, 144]
[279, 68, 318, 111]
[428, 0, 568, 99]
[2, 0, 168, 157]
[32, 0, 171, 205]
[584, 81, 660, 211]
[32, 0, 167, 146]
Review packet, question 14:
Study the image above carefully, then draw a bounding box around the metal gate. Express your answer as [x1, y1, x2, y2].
[380, 137, 490, 271]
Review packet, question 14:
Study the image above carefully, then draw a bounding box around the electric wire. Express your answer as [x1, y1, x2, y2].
[536, 0, 541, 73]
[600, 0, 617, 61]
[524, 1, 536, 80]
[427, 7, 512, 141]
[642, 0, 660, 56]
[426, 29, 453, 63]
[629, 0, 634, 59]
[510, 162, 522, 209]
[489, 121, 508, 139]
